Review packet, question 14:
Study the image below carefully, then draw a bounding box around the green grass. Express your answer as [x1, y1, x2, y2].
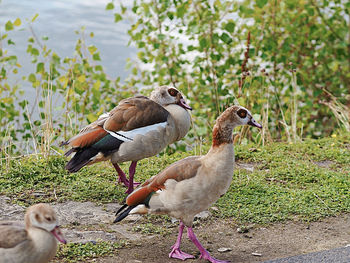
[54, 240, 127, 263]
[1, 133, 349, 225]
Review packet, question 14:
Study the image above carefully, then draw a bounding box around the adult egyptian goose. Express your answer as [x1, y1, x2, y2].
[61, 86, 192, 194]
[114, 105, 262, 263]
[0, 203, 66, 263]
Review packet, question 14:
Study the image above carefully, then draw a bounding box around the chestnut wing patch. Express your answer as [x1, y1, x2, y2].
[126, 156, 202, 206]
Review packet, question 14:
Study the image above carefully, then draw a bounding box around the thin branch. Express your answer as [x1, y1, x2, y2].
[310, 0, 343, 41]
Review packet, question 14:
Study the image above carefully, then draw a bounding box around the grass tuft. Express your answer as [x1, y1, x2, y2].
[54, 240, 127, 263]
[1, 133, 349, 225]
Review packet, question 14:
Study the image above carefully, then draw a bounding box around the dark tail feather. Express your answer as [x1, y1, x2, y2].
[64, 148, 75, 157]
[115, 204, 128, 216]
[114, 205, 136, 223]
[65, 147, 99, 173]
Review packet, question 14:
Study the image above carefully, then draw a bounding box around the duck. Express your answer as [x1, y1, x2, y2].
[61, 86, 192, 194]
[114, 105, 262, 263]
[0, 203, 66, 263]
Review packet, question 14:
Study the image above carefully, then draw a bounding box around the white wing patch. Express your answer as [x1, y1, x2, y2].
[107, 122, 167, 142]
[98, 112, 110, 119]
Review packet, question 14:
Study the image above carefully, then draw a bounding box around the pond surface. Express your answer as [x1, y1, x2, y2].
[0, 0, 134, 98]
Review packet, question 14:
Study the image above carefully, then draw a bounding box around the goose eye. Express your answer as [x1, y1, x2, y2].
[168, 88, 178, 97]
[35, 213, 41, 222]
[237, 109, 247, 118]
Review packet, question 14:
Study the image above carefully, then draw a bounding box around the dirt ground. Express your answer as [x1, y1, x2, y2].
[1, 196, 349, 263]
[93, 215, 350, 263]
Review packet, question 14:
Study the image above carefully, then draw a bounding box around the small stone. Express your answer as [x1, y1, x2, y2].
[237, 227, 246, 233]
[218, 247, 232, 253]
[171, 217, 179, 224]
[252, 252, 262, 257]
[124, 214, 142, 221]
[194, 210, 211, 220]
[32, 192, 46, 197]
[210, 206, 219, 211]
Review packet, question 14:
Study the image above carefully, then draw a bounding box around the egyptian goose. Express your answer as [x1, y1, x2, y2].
[114, 105, 262, 263]
[0, 203, 66, 263]
[61, 86, 192, 194]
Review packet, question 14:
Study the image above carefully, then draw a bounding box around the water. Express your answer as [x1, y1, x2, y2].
[0, 0, 135, 99]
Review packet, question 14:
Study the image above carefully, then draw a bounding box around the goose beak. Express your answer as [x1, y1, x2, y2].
[248, 118, 262, 129]
[177, 98, 192, 111]
[51, 226, 67, 244]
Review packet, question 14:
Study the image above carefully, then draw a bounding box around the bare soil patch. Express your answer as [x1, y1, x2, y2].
[1, 196, 349, 263]
[92, 215, 350, 263]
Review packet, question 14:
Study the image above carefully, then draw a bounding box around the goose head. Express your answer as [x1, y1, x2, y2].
[233, 106, 262, 129]
[150, 86, 192, 110]
[212, 105, 262, 146]
[216, 105, 262, 129]
[25, 203, 66, 244]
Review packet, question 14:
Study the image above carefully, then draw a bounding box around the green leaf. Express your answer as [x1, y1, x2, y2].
[13, 18, 21, 27]
[114, 13, 122, 23]
[28, 73, 36, 83]
[7, 39, 15, 45]
[176, 5, 186, 18]
[239, 6, 254, 16]
[106, 2, 114, 10]
[224, 21, 235, 33]
[31, 13, 39, 22]
[19, 100, 28, 109]
[307, 7, 314, 16]
[34, 120, 41, 126]
[88, 45, 97, 54]
[77, 75, 86, 83]
[256, 0, 268, 8]
[31, 48, 39, 56]
[5, 21, 14, 31]
[220, 32, 232, 44]
[36, 62, 44, 73]
[87, 113, 97, 123]
[157, 34, 165, 40]
[93, 80, 101, 91]
[199, 37, 208, 49]
[93, 53, 101, 61]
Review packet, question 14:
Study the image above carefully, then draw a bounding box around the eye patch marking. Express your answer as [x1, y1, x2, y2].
[237, 109, 247, 118]
[168, 88, 178, 97]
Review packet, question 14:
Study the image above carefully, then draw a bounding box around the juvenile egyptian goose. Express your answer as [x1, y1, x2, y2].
[61, 86, 192, 194]
[0, 203, 66, 263]
[114, 105, 262, 263]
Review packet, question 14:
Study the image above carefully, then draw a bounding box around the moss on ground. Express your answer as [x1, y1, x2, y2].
[1, 133, 349, 224]
[53, 240, 127, 263]
[1, 133, 349, 261]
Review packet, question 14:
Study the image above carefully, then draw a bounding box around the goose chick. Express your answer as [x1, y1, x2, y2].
[61, 86, 192, 194]
[114, 105, 261, 263]
[0, 203, 66, 263]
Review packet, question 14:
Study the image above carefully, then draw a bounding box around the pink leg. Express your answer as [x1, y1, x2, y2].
[169, 221, 195, 260]
[125, 161, 140, 194]
[187, 227, 230, 263]
[113, 163, 129, 187]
